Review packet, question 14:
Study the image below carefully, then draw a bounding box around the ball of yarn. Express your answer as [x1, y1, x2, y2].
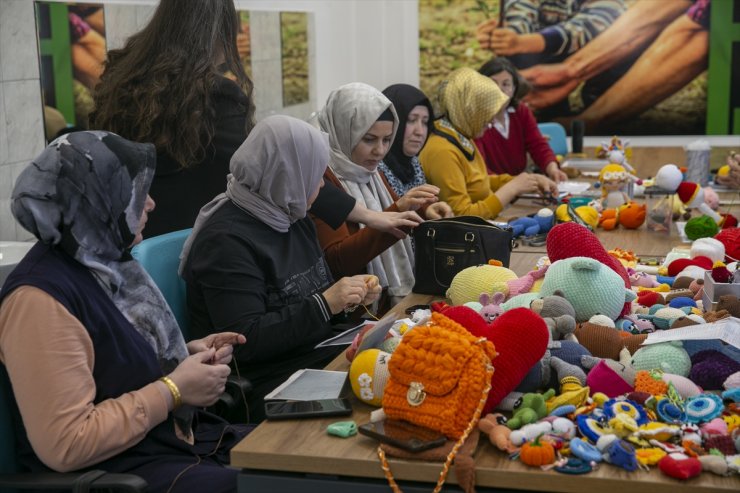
[715, 228, 740, 264]
[684, 216, 719, 241]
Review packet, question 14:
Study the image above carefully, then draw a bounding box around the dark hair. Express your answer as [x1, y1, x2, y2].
[478, 57, 530, 107]
[91, 0, 255, 168]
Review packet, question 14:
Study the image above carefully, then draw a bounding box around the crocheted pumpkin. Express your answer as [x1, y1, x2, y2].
[519, 436, 555, 466]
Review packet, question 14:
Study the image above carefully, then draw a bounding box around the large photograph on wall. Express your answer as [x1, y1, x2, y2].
[419, 0, 738, 137]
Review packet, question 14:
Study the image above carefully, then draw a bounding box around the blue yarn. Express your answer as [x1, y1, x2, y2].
[656, 275, 675, 286]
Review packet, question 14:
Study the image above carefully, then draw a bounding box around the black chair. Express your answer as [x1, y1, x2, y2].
[0, 366, 148, 493]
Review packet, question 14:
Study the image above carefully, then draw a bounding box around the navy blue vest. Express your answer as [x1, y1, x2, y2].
[0, 243, 191, 472]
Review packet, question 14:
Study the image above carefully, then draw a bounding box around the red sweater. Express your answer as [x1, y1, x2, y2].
[474, 104, 556, 175]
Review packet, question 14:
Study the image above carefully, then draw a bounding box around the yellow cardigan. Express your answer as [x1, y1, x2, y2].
[420, 123, 513, 219]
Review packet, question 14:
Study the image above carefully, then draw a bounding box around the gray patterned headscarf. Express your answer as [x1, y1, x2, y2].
[180, 115, 330, 273]
[12, 131, 192, 431]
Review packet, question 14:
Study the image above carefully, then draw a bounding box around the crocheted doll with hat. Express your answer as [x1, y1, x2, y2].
[349, 348, 392, 406]
[546, 223, 632, 317]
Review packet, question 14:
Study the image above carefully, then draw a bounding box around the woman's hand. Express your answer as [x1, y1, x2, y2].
[350, 206, 424, 239]
[396, 184, 440, 212]
[167, 349, 231, 407]
[361, 274, 382, 306]
[425, 201, 454, 219]
[187, 332, 246, 365]
[545, 162, 568, 183]
[322, 276, 370, 314]
[495, 173, 558, 207]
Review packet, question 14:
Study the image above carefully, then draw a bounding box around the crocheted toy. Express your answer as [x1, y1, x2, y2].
[677, 181, 723, 224]
[618, 202, 646, 229]
[506, 265, 549, 298]
[540, 257, 636, 322]
[631, 341, 691, 377]
[546, 376, 590, 413]
[659, 453, 703, 480]
[716, 295, 740, 317]
[582, 347, 636, 395]
[440, 306, 550, 414]
[446, 264, 518, 306]
[689, 350, 740, 390]
[509, 209, 554, 238]
[666, 255, 713, 277]
[515, 344, 591, 394]
[574, 323, 647, 360]
[690, 237, 726, 263]
[478, 413, 516, 453]
[653, 163, 683, 192]
[637, 305, 692, 330]
[349, 348, 392, 406]
[478, 292, 505, 322]
[546, 223, 632, 317]
[507, 389, 556, 430]
[711, 261, 732, 283]
[627, 268, 659, 288]
[555, 203, 600, 230]
[544, 315, 577, 343]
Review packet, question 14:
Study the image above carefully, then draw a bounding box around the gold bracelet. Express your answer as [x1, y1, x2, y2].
[159, 376, 182, 409]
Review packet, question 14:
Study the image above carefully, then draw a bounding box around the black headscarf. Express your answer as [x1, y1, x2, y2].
[381, 84, 434, 185]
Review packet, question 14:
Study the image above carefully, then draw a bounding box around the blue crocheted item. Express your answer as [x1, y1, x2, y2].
[684, 393, 724, 423]
[569, 437, 602, 463]
[603, 398, 649, 425]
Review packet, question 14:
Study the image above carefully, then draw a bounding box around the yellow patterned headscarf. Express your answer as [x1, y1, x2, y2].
[437, 67, 509, 139]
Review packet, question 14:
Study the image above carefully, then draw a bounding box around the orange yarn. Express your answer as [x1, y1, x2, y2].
[634, 370, 668, 395]
[382, 312, 496, 440]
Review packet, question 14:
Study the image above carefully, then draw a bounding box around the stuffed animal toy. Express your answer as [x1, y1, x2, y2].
[446, 264, 518, 305]
[654, 164, 683, 192]
[597, 164, 636, 209]
[666, 255, 713, 277]
[349, 349, 392, 406]
[501, 292, 541, 311]
[574, 323, 647, 360]
[530, 292, 575, 319]
[439, 306, 550, 414]
[618, 202, 646, 229]
[627, 268, 659, 288]
[716, 294, 740, 317]
[509, 209, 554, 238]
[478, 413, 516, 453]
[546, 223, 632, 317]
[554, 203, 600, 230]
[507, 389, 556, 430]
[515, 345, 591, 393]
[582, 353, 636, 398]
[676, 181, 723, 224]
[631, 341, 691, 377]
[478, 292, 505, 322]
[540, 257, 636, 322]
[506, 265, 549, 297]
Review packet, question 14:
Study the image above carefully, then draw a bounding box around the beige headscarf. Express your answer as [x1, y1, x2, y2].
[315, 82, 415, 300]
[438, 67, 509, 139]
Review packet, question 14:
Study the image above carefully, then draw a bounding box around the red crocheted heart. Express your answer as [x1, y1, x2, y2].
[442, 306, 549, 414]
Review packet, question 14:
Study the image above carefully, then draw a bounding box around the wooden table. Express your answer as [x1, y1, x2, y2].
[231, 293, 739, 492]
[231, 193, 740, 492]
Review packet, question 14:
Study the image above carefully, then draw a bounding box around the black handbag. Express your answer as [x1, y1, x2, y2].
[412, 216, 514, 295]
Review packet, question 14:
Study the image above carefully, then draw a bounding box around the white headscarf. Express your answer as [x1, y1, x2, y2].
[180, 115, 330, 274]
[316, 82, 415, 299]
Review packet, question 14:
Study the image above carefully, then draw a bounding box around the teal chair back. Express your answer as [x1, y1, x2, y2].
[537, 122, 568, 157]
[131, 229, 192, 338]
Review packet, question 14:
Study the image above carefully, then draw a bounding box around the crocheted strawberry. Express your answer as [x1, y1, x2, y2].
[442, 306, 549, 414]
[546, 223, 631, 316]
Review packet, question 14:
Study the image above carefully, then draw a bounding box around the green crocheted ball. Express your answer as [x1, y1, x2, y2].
[684, 215, 719, 241]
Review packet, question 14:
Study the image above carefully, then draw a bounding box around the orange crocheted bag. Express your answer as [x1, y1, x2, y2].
[382, 312, 496, 440]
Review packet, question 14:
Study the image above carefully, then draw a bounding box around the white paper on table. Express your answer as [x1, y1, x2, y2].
[557, 181, 591, 195]
[314, 320, 372, 348]
[673, 221, 691, 243]
[642, 317, 740, 350]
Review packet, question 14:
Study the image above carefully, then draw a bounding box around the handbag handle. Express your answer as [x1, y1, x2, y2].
[425, 227, 479, 289]
[378, 348, 494, 493]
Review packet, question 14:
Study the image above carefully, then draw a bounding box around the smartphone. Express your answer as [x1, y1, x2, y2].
[264, 398, 353, 420]
[358, 419, 447, 452]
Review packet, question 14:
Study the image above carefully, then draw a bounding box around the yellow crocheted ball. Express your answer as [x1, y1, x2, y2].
[446, 264, 518, 305]
[349, 349, 391, 407]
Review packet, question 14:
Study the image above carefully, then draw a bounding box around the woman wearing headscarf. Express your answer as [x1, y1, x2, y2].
[420, 67, 558, 219]
[378, 84, 452, 201]
[180, 115, 380, 422]
[0, 131, 247, 492]
[312, 83, 449, 310]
